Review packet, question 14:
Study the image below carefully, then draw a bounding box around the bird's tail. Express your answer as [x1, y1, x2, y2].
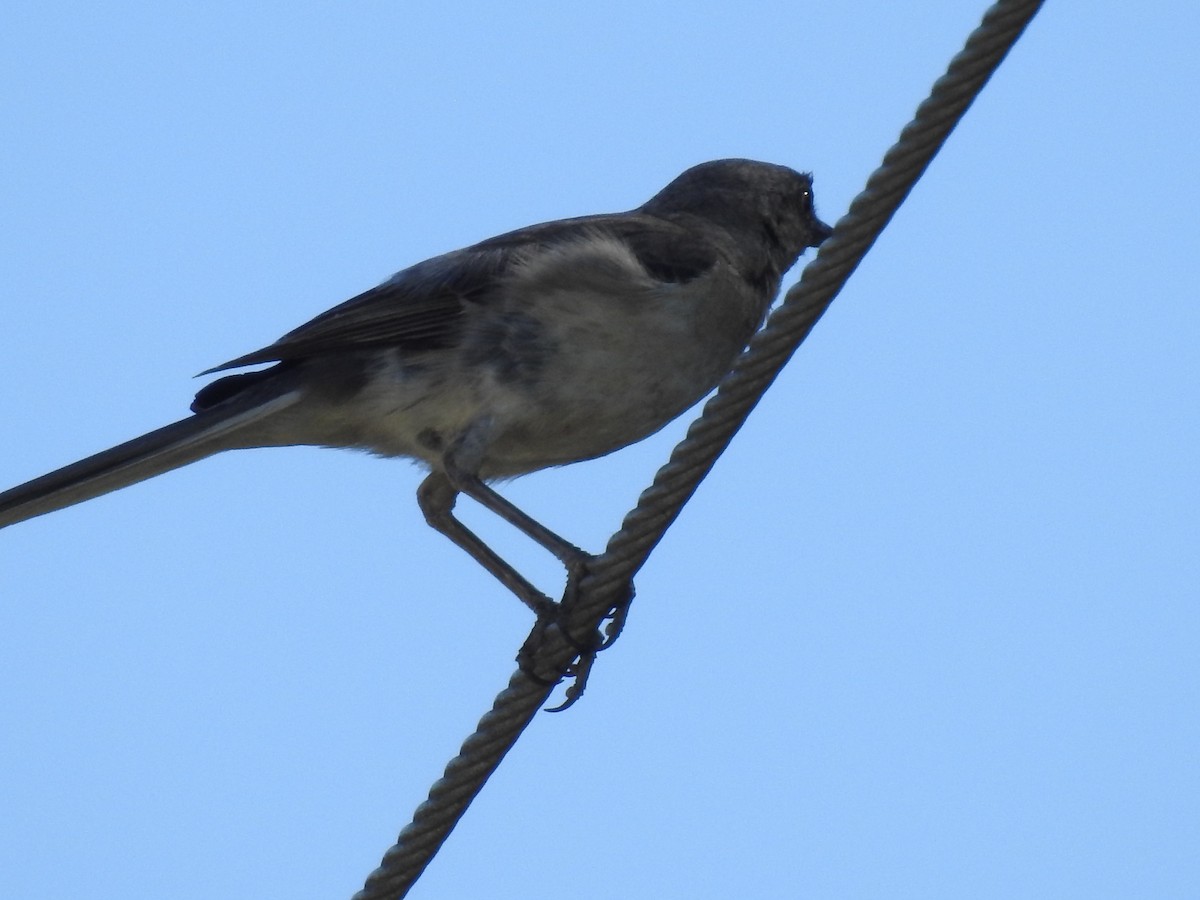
[0, 390, 301, 529]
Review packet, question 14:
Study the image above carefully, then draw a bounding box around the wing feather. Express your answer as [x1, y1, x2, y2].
[200, 212, 720, 375]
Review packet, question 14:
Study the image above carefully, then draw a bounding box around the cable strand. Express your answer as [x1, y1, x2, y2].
[352, 3, 1043, 896]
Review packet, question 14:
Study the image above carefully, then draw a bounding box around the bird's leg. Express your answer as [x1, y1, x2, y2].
[442, 459, 591, 574]
[436, 421, 593, 576]
[426, 449, 634, 709]
[420, 425, 592, 621]
[416, 471, 556, 616]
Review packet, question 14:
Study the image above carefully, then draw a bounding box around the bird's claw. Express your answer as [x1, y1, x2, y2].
[513, 566, 636, 711]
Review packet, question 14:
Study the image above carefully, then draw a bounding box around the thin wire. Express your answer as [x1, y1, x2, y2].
[353, 2, 1044, 896]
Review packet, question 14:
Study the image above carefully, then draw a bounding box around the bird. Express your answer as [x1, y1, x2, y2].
[0, 159, 832, 613]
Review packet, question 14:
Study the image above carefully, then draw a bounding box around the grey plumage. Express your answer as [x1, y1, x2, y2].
[0, 159, 831, 609]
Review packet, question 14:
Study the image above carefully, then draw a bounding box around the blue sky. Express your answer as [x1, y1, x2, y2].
[2, 3, 1197, 898]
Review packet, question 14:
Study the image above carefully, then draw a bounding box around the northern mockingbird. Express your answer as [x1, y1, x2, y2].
[0, 159, 831, 612]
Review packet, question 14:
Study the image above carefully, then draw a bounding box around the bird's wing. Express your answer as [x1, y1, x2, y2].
[201, 213, 720, 375]
[199, 248, 503, 374]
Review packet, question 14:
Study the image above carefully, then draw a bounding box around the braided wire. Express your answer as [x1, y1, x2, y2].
[353, 2, 1043, 896]
[576, 0, 1045, 618]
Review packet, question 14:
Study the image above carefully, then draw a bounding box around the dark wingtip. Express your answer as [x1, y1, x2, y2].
[195, 348, 279, 378]
[191, 369, 278, 412]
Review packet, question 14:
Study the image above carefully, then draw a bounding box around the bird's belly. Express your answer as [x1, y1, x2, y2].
[306, 277, 761, 477]
[478, 292, 753, 475]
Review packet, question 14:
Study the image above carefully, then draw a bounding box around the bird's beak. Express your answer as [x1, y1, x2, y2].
[811, 218, 833, 246]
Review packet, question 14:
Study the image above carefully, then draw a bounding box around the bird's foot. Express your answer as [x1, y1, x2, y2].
[516, 562, 635, 712]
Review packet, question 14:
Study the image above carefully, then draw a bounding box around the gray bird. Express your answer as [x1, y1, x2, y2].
[0, 159, 831, 611]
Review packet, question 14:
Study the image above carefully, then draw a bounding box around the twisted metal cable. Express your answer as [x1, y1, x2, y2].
[353, 2, 1043, 896]
[576, 0, 1045, 622]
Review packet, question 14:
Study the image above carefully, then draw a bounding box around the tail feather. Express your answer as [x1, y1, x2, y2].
[0, 391, 301, 529]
